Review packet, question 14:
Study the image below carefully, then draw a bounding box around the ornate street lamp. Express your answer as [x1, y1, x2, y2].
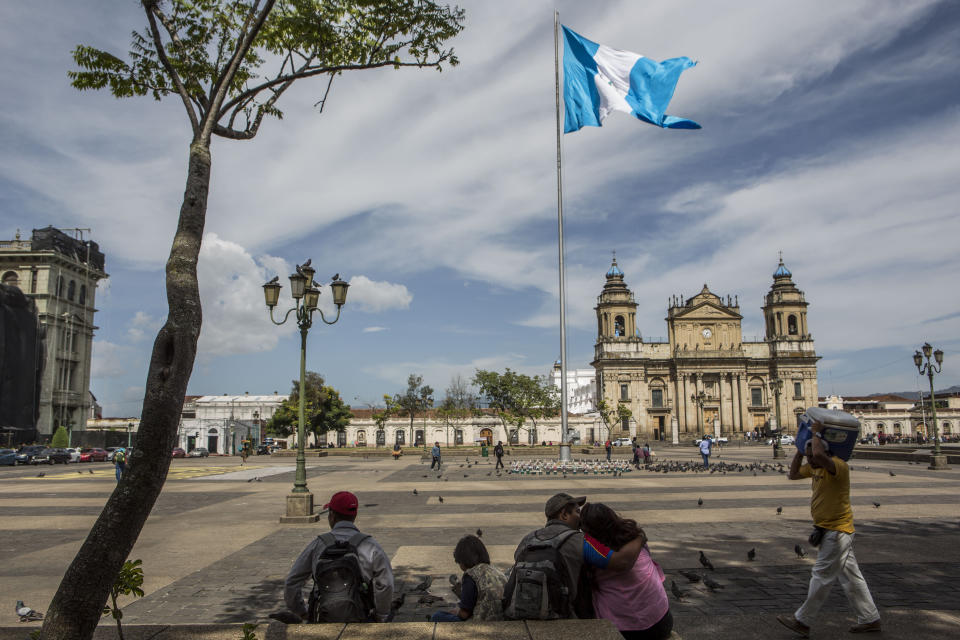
[690, 391, 707, 434]
[769, 377, 784, 458]
[914, 343, 947, 470]
[264, 262, 349, 522]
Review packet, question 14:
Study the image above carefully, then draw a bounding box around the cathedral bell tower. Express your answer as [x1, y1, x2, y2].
[762, 257, 810, 341]
[595, 256, 638, 341]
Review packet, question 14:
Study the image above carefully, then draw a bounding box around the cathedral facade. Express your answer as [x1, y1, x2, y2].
[591, 257, 819, 443]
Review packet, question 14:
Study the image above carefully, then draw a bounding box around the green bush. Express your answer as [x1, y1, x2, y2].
[51, 426, 69, 448]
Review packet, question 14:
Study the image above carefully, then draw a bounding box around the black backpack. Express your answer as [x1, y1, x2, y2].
[502, 528, 578, 620]
[306, 532, 373, 623]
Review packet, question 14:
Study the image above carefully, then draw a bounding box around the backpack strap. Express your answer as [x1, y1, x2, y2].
[346, 533, 371, 551]
[317, 532, 337, 549]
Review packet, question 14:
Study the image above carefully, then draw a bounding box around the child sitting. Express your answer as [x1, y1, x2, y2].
[430, 534, 507, 622]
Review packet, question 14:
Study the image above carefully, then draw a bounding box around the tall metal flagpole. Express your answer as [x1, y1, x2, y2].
[555, 11, 571, 462]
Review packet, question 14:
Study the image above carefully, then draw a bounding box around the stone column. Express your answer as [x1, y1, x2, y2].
[681, 373, 690, 436]
[738, 374, 750, 434]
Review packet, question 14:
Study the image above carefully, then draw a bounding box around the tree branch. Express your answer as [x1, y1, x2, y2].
[142, 0, 200, 136]
[218, 56, 448, 120]
[151, 4, 209, 111]
[203, 0, 277, 142]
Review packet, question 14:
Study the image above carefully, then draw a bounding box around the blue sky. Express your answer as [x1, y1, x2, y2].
[2, 1, 959, 417]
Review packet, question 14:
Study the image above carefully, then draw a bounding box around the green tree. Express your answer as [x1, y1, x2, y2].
[51, 426, 70, 448]
[370, 394, 397, 447]
[266, 372, 352, 444]
[393, 374, 434, 447]
[48, 3, 464, 637]
[473, 369, 559, 445]
[596, 398, 633, 441]
[436, 374, 477, 445]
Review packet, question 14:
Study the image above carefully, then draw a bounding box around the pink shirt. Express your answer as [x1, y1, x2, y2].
[590, 543, 669, 631]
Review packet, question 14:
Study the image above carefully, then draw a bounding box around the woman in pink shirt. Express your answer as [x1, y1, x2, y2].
[580, 503, 672, 639]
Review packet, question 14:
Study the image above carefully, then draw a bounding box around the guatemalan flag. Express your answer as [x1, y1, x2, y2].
[562, 25, 700, 133]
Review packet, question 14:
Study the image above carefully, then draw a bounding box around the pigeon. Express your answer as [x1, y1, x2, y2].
[670, 581, 686, 600]
[873, 502, 881, 509]
[463, 474, 468, 478]
[36, 473, 45, 478]
[449, 574, 459, 585]
[704, 575, 724, 591]
[438, 496, 444, 503]
[266, 275, 279, 284]
[747, 548, 756, 561]
[417, 594, 443, 605]
[777, 506, 783, 516]
[413, 575, 433, 591]
[413, 489, 418, 495]
[390, 591, 405, 611]
[16, 601, 43, 622]
[247, 477, 256, 483]
[302, 258, 311, 267]
[486, 472, 492, 476]
[697, 497, 703, 507]
[89, 469, 94, 474]
[795, 544, 806, 559]
[678, 569, 701, 583]
[699, 551, 714, 571]
[889, 470, 896, 477]
[449, 574, 463, 598]
[331, 273, 339, 281]
[476, 529, 483, 538]
[363, 503, 377, 508]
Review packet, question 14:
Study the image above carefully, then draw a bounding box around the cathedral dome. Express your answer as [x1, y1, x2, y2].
[773, 258, 792, 278]
[606, 258, 623, 278]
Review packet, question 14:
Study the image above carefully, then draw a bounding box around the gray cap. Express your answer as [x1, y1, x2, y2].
[545, 493, 586, 518]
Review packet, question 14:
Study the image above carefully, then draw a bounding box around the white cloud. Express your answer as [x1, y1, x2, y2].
[127, 311, 162, 342]
[345, 276, 413, 313]
[90, 340, 135, 378]
[195, 233, 295, 358]
[362, 326, 388, 333]
[362, 353, 543, 394]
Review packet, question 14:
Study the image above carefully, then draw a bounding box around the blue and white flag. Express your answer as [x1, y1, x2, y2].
[562, 25, 700, 133]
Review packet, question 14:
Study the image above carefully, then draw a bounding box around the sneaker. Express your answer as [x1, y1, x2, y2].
[849, 620, 882, 633]
[777, 614, 811, 638]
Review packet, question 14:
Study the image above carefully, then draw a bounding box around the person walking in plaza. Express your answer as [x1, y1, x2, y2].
[392, 442, 402, 460]
[113, 447, 126, 481]
[284, 491, 394, 623]
[777, 429, 881, 637]
[605, 439, 612, 461]
[699, 435, 712, 468]
[430, 534, 507, 622]
[631, 438, 640, 468]
[503, 493, 645, 620]
[430, 441, 442, 470]
[642, 442, 651, 466]
[493, 441, 505, 470]
[580, 502, 672, 640]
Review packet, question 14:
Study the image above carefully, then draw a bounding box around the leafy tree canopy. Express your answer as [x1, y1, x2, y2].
[266, 371, 352, 439]
[394, 373, 434, 424]
[596, 398, 632, 437]
[51, 425, 70, 448]
[473, 368, 559, 438]
[70, 0, 465, 142]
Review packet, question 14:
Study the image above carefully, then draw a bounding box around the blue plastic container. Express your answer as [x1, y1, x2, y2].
[797, 407, 861, 461]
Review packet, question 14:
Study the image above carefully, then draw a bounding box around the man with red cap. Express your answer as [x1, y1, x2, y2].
[284, 491, 394, 622]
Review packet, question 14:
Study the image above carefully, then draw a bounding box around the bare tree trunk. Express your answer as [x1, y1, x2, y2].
[41, 141, 210, 639]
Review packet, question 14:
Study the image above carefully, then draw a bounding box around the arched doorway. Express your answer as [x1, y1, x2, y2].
[479, 428, 493, 445]
[356, 430, 366, 447]
[207, 428, 219, 454]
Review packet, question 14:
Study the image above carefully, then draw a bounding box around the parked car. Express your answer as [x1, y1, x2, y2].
[15, 445, 46, 465]
[188, 447, 210, 458]
[66, 448, 81, 463]
[171, 447, 186, 458]
[33, 448, 72, 464]
[0, 449, 16, 466]
[694, 436, 729, 445]
[79, 447, 108, 462]
[612, 438, 633, 446]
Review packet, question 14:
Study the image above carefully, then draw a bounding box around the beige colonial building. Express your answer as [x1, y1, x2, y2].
[0, 227, 108, 438]
[592, 257, 820, 443]
[820, 393, 959, 441]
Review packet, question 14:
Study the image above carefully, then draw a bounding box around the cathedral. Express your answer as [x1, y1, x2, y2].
[591, 257, 819, 443]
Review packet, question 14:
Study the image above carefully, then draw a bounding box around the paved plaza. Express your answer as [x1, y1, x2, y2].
[2, 444, 959, 638]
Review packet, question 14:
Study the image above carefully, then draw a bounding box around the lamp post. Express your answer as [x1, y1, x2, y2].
[126, 422, 132, 449]
[690, 391, 706, 435]
[769, 377, 784, 458]
[914, 343, 947, 470]
[264, 262, 349, 523]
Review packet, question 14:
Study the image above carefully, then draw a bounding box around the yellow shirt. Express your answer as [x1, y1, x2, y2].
[798, 457, 855, 533]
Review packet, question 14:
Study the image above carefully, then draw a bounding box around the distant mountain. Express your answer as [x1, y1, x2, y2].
[866, 385, 960, 400]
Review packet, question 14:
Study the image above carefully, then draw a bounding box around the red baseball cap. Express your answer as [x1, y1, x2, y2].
[324, 491, 359, 516]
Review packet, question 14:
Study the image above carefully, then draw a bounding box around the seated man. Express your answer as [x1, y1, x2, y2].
[284, 491, 394, 623]
[503, 493, 646, 620]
